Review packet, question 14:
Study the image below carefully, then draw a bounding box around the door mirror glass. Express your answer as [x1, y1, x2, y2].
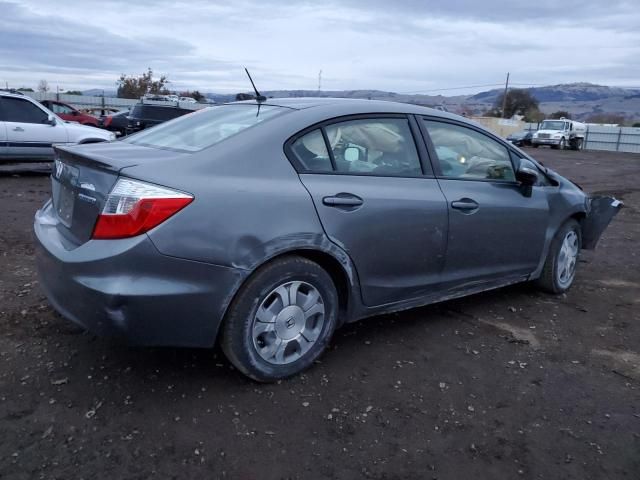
[516, 165, 538, 185]
[344, 146, 360, 162]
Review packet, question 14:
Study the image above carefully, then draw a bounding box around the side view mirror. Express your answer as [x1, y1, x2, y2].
[47, 114, 56, 126]
[516, 166, 538, 186]
[344, 146, 360, 162]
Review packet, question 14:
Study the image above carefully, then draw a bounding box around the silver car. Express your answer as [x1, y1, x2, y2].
[34, 98, 621, 381]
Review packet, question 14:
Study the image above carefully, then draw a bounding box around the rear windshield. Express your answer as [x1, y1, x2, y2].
[123, 105, 287, 152]
[129, 105, 191, 121]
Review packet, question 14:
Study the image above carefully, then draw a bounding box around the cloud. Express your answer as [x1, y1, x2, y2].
[1, 0, 639, 93]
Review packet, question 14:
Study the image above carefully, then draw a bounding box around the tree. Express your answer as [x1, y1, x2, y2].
[633, 122, 640, 128]
[235, 93, 255, 101]
[524, 107, 546, 123]
[37, 79, 49, 93]
[179, 90, 205, 102]
[65, 90, 82, 95]
[549, 111, 571, 119]
[491, 88, 539, 119]
[17, 87, 34, 92]
[116, 68, 169, 99]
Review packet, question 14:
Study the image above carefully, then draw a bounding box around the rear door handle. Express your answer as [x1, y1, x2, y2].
[451, 199, 479, 211]
[12, 127, 24, 132]
[323, 194, 363, 207]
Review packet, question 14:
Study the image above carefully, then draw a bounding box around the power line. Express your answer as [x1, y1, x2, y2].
[397, 83, 504, 94]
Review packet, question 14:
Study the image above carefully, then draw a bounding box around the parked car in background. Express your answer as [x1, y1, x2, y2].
[126, 103, 193, 133]
[40, 100, 100, 127]
[179, 96, 198, 103]
[102, 110, 130, 136]
[0, 90, 114, 162]
[81, 107, 122, 118]
[532, 118, 586, 150]
[34, 98, 621, 381]
[507, 130, 533, 147]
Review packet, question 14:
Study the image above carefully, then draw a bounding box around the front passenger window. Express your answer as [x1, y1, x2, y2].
[0, 97, 49, 124]
[423, 120, 515, 181]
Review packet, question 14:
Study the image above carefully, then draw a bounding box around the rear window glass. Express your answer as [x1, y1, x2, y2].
[124, 105, 286, 152]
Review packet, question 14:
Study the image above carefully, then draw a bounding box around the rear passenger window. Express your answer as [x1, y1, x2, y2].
[291, 129, 333, 172]
[325, 118, 422, 176]
[424, 120, 515, 181]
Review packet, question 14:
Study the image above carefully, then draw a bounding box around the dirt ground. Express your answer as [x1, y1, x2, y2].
[0, 148, 638, 480]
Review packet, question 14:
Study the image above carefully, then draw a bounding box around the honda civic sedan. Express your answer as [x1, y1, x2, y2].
[34, 98, 621, 381]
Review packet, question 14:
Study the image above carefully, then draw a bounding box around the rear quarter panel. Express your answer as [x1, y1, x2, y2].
[123, 115, 332, 272]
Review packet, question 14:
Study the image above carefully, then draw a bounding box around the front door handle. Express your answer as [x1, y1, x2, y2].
[12, 127, 24, 132]
[323, 194, 364, 207]
[451, 199, 479, 212]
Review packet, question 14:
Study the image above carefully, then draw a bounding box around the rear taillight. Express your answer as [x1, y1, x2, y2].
[92, 178, 193, 239]
[104, 116, 112, 127]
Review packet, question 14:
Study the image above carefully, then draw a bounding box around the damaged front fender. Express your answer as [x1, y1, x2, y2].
[581, 196, 623, 249]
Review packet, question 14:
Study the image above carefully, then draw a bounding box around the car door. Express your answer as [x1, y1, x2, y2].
[420, 118, 549, 286]
[0, 117, 7, 158]
[0, 96, 67, 159]
[288, 115, 449, 307]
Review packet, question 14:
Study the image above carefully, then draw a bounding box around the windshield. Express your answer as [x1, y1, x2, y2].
[540, 121, 566, 131]
[124, 104, 287, 152]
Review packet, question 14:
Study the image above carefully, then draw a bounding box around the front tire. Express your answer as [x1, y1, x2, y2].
[535, 220, 581, 294]
[559, 138, 566, 150]
[221, 256, 338, 382]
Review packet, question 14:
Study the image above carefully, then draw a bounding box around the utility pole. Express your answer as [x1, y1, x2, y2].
[501, 72, 510, 118]
[318, 69, 322, 92]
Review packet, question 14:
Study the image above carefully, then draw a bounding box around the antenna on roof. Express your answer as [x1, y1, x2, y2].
[244, 68, 266, 102]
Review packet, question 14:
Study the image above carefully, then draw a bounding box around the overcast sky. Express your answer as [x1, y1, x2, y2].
[1, 0, 639, 95]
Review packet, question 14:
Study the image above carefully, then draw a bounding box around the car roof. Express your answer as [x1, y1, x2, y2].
[0, 90, 31, 99]
[230, 97, 463, 121]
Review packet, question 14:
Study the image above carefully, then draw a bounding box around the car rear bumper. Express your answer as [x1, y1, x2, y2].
[34, 201, 246, 347]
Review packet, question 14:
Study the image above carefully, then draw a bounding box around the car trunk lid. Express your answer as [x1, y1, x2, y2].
[51, 142, 181, 246]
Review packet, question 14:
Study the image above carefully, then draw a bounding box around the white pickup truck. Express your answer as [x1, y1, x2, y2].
[532, 118, 586, 150]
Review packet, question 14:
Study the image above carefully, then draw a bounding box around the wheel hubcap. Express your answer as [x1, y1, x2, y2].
[252, 281, 325, 365]
[556, 230, 579, 288]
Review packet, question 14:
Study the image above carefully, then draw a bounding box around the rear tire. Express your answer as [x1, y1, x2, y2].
[221, 256, 338, 382]
[535, 220, 581, 294]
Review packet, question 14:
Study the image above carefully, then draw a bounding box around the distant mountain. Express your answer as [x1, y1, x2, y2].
[471, 82, 640, 104]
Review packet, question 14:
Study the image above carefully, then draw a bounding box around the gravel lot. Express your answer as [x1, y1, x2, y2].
[1, 148, 638, 479]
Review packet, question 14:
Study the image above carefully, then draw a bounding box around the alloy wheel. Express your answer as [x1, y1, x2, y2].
[556, 230, 579, 288]
[251, 281, 325, 365]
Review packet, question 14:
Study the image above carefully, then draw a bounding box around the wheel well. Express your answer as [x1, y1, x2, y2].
[271, 249, 351, 322]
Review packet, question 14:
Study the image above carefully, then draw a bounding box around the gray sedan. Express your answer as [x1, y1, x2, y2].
[34, 98, 621, 381]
